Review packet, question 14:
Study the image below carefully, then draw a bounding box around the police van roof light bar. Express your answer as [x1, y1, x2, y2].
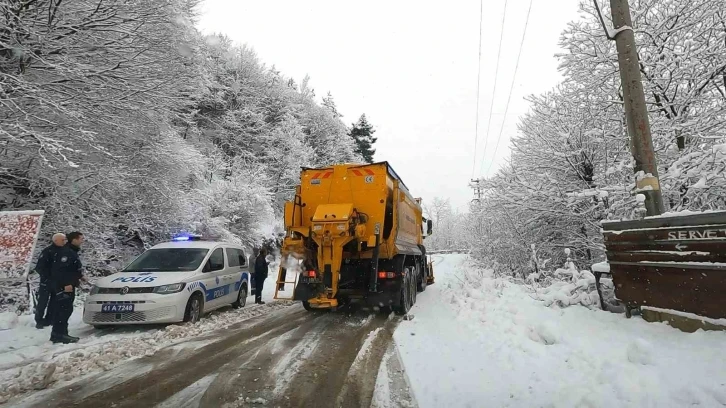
[172, 234, 203, 242]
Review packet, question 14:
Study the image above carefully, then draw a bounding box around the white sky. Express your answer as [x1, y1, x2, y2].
[197, 0, 583, 211]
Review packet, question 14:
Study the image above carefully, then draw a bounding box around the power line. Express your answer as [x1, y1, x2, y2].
[470, 0, 484, 178]
[485, 0, 533, 176]
[477, 0, 509, 176]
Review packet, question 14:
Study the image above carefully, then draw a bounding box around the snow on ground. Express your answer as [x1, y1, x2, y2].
[270, 320, 326, 397]
[0, 274, 284, 404]
[352, 327, 383, 367]
[395, 254, 726, 408]
[372, 343, 416, 408]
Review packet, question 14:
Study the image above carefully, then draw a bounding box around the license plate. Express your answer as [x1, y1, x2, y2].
[101, 304, 134, 313]
[301, 277, 321, 284]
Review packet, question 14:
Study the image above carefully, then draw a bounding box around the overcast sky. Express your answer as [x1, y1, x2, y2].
[197, 0, 583, 211]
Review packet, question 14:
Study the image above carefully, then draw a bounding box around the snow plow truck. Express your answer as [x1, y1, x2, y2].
[274, 162, 434, 314]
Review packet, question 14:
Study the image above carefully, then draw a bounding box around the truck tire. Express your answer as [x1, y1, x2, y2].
[302, 301, 328, 312]
[417, 264, 427, 292]
[393, 274, 412, 315]
[410, 268, 417, 305]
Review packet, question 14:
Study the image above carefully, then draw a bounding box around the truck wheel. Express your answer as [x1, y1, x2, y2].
[302, 301, 314, 311]
[184, 293, 203, 323]
[417, 266, 427, 292]
[393, 275, 412, 315]
[412, 270, 418, 304]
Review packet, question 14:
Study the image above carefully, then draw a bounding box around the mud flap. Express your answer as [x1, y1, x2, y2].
[293, 275, 324, 302]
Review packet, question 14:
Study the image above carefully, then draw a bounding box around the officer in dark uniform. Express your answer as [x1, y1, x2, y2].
[50, 231, 85, 344]
[33, 233, 67, 329]
[254, 248, 269, 304]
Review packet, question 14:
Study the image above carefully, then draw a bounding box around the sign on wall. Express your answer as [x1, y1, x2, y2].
[0, 210, 45, 279]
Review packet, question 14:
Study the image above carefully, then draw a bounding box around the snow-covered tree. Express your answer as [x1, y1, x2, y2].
[424, 198, 468, 251]
[470, 0, 725, 278]
[0, 0, 366, 308]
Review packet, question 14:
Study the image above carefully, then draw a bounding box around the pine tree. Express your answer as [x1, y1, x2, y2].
[349, 114, 377, 164]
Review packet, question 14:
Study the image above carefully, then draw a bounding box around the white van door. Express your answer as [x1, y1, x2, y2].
[200, 247, 229, 310]
[224, 247, 248, 303]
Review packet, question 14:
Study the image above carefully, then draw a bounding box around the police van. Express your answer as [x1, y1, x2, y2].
[83, 235, 250, 327]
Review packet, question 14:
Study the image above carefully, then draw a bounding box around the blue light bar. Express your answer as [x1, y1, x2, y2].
[171, 233, 202, 242]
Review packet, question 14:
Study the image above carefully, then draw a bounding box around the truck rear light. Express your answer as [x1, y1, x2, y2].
[307, 270, 316, 277]
[377, 272, 395, 279]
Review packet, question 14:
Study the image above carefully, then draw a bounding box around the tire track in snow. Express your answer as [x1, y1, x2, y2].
[19, 304, 306, 407]
[335, 316, 401, 408]
[275, 312, 401, 408]
[4, 302, 294, 406]
[196, 312, 330, 407]
[13, 303, 412, 408]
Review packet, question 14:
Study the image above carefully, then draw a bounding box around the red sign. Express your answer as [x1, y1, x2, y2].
[0, 211, 44, 279]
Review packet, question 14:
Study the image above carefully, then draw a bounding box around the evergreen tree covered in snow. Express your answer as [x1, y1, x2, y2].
[349, 114, 378, 163]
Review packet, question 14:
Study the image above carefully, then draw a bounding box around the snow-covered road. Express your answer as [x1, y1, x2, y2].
[395, 254, 726, 408]
[0, 277, 290, 405]
[4, 254, 726, 407]
[2, 275, 412, 407]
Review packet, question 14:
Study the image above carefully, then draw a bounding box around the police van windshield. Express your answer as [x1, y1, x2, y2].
[123, 248, 210, 272]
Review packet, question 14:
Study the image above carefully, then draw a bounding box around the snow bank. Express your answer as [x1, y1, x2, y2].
[527, 262, 613, 309]
[602, 209, 726, 224]
[0, 301, 291, 404]
[591, 261, 610, 273]
[642, 306, 726, 328]
[371, 344, 415, 408]
[0, 312, 18, 331]
[535, 272, 602, 308]
[397, 255, 726, 408]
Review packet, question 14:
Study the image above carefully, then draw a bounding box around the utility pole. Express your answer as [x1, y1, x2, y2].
[470, 179, 483, 202]
[609, 0, 665, 216]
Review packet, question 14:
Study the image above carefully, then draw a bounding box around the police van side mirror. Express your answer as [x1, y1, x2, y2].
[202, 261, 212, 273]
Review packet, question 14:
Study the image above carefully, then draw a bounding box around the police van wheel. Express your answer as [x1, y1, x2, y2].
[232, 286, 247, 309]
[184, 293, 203, 323]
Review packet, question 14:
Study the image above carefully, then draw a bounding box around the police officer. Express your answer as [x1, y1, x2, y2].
[254, 248, 269, 304]
[50, 231, 84, 344]
[33, 233, 67, 329]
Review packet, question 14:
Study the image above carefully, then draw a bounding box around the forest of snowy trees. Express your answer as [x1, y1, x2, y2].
[468, 0, 725, 276]
[0, 0, 363, 278]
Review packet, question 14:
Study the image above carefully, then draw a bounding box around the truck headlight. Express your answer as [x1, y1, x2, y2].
[90, 285, 100, 295]
[153, 283, 186, 294]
